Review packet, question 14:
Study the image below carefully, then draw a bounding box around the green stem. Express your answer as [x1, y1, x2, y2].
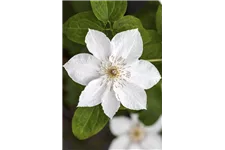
[147, 59, 162, 63]
[108, 21, 114, 35]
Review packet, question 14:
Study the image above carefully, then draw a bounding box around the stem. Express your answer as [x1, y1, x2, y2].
[147, 59, 162, 63]
[108, 21, 114, 35]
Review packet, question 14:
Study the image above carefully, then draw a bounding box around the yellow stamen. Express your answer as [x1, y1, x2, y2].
[107, 66, 120, 78]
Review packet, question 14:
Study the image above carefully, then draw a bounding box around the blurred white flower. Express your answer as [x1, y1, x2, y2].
[63, 29, 161, 119]
[109, 114, 162, 150]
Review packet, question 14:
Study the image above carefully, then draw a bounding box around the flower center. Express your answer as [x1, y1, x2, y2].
[111, 69, 118, 75]
[107, 66, 120, 78]
[129, 125, 145, 142]
[99, 59, 131, 88]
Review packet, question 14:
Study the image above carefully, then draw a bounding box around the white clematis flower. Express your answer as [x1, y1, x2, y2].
[63, 29, 161, 119]
[109, 114, 162, 150]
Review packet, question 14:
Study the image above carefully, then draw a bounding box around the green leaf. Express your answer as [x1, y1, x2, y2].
[90, 0, 127, 23]
[70, 1, 92, 13]
[63, 11, 105, 45]
[143, 43, 162, 59]
[146, 29, 162, 43]
[139, 81, 162, 125]
[72, 105, 109, 140]
[63, 69, 84, 109]
[141, 30, 162, 60]
[113, 15, 151, 44]
[156, 5, 162, 35]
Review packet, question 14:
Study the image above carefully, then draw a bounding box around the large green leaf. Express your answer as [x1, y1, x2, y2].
[72, 105, 109, 140]
[63, 11, 105, 45]
[156, 5, 162, 35]
[141, 30, 162, 60]
[90, 0, 127, 23]
[113, 15, 151, 44]
[139, 81, 162, 125]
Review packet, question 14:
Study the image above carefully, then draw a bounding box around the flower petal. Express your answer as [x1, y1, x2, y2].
[78, 77, 106, 107]
[146, 115, 162, 134]
[63, 53, 101, 86]
[110, 116, 132, 136]
[113, 82, 147, 110]
[140, 134, 162, 149]
[110, 29, 143, 64]
[108, 135, 130, 150]
[129, 60, 161, 89]
[85, 29, 111, 61]
[101, 84, 120, 119]
[130, 113, 139, 124]
[128, 143, 142, 149]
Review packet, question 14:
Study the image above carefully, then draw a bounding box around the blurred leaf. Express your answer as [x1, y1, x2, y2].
[113, 15, 151, 44]
[90, 0, 127, 23]
[156, 5, 162, 35]
[70, 1, 92, 13]
[63, 11, 105, 45]
[143, 43, 162, 59]
[72, 105, 109, 140]
[139, 81, 162, 125]
[63, 69, 84, 109]
[146, 29, 161, 43]
[141, 30, 162, 60]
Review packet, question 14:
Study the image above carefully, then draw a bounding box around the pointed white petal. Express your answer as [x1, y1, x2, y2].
[109, 135, 130, 150]
[114, 82, 147, 110]
[140, 134, 162, 149]
[129, 60, 161, 89]
[78, 77, 106, 107]
[101, 85, 120, 119]
[146, 115, 162, 134]
[128, 143, 142, 149]
[110, 116, 132, 136]
[110, 29, 143, 64]
[85, 29, 111, 61]
[63, 53, 101, 86]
